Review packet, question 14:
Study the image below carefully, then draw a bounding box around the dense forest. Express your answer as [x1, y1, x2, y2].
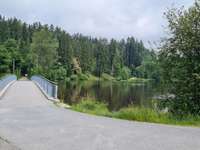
[0, 15, 159, 81]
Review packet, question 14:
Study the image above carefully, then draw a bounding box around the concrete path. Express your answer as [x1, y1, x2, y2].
[0, 81, 200, 150]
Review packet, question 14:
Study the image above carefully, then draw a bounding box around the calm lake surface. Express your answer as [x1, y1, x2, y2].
[58, 81, 165, 111]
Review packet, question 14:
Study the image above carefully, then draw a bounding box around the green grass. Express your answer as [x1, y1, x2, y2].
[86, 73, 99, 81]
[78, 73, 89, 80]
[70, 99, 200, 127]
[127, 77, 150, 83]
[69, 73, 151, 84]
[71, 99, 111, 116]
[101, 73, 115, 81]
[70, 74, 78, 81]
[112, 107, 170, 123]
[70, 73, 99, 81]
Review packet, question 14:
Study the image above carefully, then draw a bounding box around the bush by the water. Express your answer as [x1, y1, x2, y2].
[119, 67, 131, 80]
[159, 1, 200, 115]
[71, 99, 110, 116]
[78, 73, 89, 80]
[101, 73, 115, 81]
[127, 77, 149, 83]
[70, 99, 200, 126]
[70, 74, 78, 81]
[112, 107, 169, 123]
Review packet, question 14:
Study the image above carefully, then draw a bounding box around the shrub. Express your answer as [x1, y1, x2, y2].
[113, 106, 169, 123]
[72, 99, 110, 116]
[70, 100, 200, 126]
[70, 74, 78, 81]
[78, 73, 89, 80]
[101, 73, 115, 80]
[119, 67, 131, 80]
[49, 66, 67, 81]
[159, 2, 200, 115]
[128, 77, 149, 83]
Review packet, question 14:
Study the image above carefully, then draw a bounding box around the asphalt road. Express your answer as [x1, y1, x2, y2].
[0, 81, 200, 150]
[0, 137, 19, 150]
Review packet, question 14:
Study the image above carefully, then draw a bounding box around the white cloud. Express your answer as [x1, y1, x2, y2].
[0, 0, 194, 47]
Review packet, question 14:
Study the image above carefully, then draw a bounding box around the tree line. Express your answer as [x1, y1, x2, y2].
[0, 15, 158, 81]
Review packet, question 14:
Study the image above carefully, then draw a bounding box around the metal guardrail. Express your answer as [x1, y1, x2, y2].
[31, 75, 58, 99]
[0, 75, 17, 92]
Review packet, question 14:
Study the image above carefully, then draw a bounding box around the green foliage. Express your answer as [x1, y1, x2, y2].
[70, 74, 78, 81]
[94, 39, 110, 77]
[113, 107, 169, 123]
[78, 73, 89, 80]
[71, 99, 110, 116]
[101, 73, 115, 81]
[0, 15, 156, 82]
[57, 32, 73, 75]
[15, 69, 21, 79]
[0, 45, 11, 73]
[109, 39, 118, 75]
[48, 66, 67, 81]
[30, 29, 58, 73]
[132, 50, 161, 82]
[67, 73, 98, 81]
[127, 77, 149, 83]
[119, 67, 131, 80]
[71, 99, 200, 126]
[85, 73, 99, 81]
[0, 39, 23, 74]
[159, 1, 200, 115]
[113, 106, 200, 126]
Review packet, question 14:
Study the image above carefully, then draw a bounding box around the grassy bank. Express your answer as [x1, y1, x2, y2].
[127, 77, 150, 83]
[71, 99, 200, 127]
[70, 73, 150, 84]
[70, 73, 99, 81]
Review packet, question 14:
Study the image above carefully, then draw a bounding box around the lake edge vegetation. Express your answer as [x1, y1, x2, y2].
[70, 99, 200, 127]
[158, 1, 200, 116]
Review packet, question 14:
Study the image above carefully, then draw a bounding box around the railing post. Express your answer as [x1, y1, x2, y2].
[54, 85, 58, 99]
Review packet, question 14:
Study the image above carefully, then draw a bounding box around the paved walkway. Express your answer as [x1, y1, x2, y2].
[0, 81, 200, 150]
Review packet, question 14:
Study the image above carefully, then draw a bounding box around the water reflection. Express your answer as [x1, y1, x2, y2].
[58, 81, 164, 111]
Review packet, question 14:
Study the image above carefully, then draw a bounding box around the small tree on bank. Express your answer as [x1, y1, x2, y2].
[159, 1, 200, 115]
[30, 29, 58, 74]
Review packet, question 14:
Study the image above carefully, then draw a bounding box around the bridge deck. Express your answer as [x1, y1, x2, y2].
[0, 81, 199, 150]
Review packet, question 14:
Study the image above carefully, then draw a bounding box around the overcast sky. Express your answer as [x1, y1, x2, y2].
[0, 0, 194, 47]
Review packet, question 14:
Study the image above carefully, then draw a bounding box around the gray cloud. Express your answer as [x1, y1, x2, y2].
[0, 0, 194, 47]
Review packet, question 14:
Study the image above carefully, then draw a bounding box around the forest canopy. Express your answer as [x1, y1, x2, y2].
[0, 15, 158, 81]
